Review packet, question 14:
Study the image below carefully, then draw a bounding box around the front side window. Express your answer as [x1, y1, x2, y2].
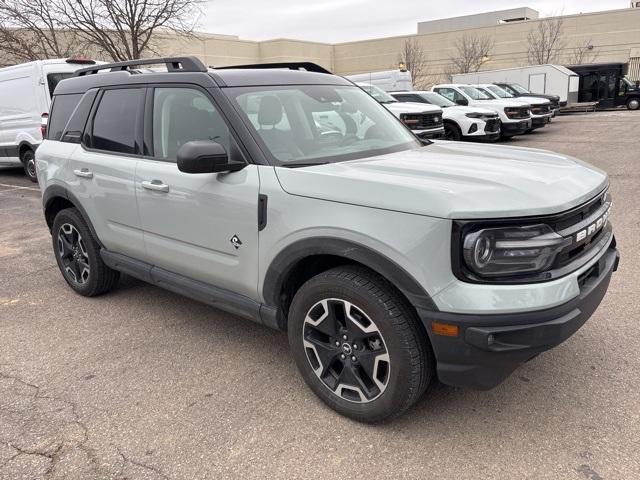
[226, 84, 420, 166]
[510, 83, 530, 94]
[435, 88, 465, 104]
[152, 88, 229, 161]
[421, 92, 456, 107]
[91, 88, 144, 154]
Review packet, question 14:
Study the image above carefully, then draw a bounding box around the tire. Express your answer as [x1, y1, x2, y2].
[288, 266, 434, 423]
[443, 122, 462, 141]
[52, 208, 119, 296]
[20, 148, 37, 183]
[627, 98, 640, 111]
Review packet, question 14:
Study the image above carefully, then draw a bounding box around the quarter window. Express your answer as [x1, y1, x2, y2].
[91, 89, 144, 154]
[152, 88, 229, 161]
[47, 94, 82, 141]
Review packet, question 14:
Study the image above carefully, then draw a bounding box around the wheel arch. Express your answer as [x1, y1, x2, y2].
[18, 141, 36, 159]
[262, 237, 438, 330]
[42, 185, 103, 248]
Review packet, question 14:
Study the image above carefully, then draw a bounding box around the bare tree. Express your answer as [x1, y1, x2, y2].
[0, 0, 81, 62]
[527, 16, 566, 64]
[58, 0, 204, 61]
[397, 38, 429, 88]
[567, 39, 598, 65]
[449, 34, 495, 74]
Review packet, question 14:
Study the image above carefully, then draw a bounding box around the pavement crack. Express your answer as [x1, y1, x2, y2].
[117, 447, 171, 479]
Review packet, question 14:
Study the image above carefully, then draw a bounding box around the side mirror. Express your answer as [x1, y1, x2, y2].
[455, 98, 468, 106]
[636, 81, 640, 88]
[177, 140, 244, 174]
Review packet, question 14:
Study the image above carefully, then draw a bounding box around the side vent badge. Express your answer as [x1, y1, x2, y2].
[230, 235, 243, 250]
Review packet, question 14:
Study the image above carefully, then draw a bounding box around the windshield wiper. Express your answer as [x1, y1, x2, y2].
[283, 161, 329, 168]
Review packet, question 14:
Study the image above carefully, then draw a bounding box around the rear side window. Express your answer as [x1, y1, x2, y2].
[91, 88, 144, 154]
[47, 94, 82, 141]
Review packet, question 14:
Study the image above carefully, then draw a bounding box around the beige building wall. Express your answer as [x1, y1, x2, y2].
[2, 7, 640, 84]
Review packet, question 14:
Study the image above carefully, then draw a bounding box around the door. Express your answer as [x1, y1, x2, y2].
[136, 86, 260, 299]
[528, 73, 546, 94]
[68, 87, 146, 258]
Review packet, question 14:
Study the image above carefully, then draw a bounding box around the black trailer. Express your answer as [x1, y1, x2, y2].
[569, 63, 640, 110]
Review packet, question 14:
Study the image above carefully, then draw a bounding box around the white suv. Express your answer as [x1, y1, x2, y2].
[390, 91, 500, 142]
[357, 83, 445, 139]
[432, 84, 532, 138]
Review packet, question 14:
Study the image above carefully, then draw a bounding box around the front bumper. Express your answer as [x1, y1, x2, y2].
[500, 119, 531, 136]
[415, 126, 445, 140]
[531, 115, 551, 129]
[418, 244, 619, 390]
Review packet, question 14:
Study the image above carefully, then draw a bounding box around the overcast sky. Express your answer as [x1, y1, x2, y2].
[201, 0, 629, 43]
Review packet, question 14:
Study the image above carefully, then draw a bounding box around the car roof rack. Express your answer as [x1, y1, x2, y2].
[74, 56, 207, 77]
[215, 62, 332, 75]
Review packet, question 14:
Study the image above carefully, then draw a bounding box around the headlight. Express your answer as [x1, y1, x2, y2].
[462, 224, 570, 278]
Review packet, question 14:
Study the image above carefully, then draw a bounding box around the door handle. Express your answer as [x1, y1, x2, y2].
[73, 168, 93, 179]
[141, 180, 169, 193]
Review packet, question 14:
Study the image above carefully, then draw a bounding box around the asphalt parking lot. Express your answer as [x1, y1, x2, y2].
[1, 111, 639, 480]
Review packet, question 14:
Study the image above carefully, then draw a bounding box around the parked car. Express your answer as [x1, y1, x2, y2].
[432, 84, 532, 138]
[0, 58, 99, 181]
[472, 84, 552, 131]
[38, 57, 618, 423]
[452, 64, 579, 108]
[357, 83, 445, 139]
[494, 82, 561, 115]
[389, 90, 500, 142]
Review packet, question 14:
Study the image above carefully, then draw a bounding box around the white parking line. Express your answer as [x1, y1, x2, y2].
[0, 183, 41, 192]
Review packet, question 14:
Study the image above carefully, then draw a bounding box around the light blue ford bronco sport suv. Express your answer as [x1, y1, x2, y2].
[37, 57, 618, 422]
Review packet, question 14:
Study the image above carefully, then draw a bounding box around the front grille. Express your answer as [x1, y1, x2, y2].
[505, 107, 530, 119]
[531, 103, 551, 115]
[402, 112, 443, 130]
[549, 190, 612, 269]
[484, 118, 500, 132]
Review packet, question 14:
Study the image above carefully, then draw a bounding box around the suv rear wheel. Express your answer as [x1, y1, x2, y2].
[52, 208, 119, 296]
[20, 148, 37, 183]
[288, 266, 433, 422]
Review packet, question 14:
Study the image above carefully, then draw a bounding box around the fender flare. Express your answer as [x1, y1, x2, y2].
[262, 237, 438, 314]
[42, 185, 103, 247]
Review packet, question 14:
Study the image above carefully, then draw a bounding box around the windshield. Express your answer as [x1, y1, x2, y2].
[510, 83, 530, 94]
[459, 86, 492, 100]
[487, 85, 514, 98]
[419, 92, 456, 107]
[357, 83, 397, 104]
[622, 77, 634, 87]
[46, 73, 73, 98]
[226, 84, 421, 166]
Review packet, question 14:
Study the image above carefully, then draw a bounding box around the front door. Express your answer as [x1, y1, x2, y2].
[135, 86, 260, 299]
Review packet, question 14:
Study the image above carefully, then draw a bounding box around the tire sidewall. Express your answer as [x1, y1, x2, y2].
[52, 209, 102, 296]
[288, 274, 424, 421]
[444, 122, 461, 141]
[21, 149, 37, 182]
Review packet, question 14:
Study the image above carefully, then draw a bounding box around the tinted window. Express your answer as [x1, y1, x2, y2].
[152, 88, 229, 161]
[47, 94, 82, 141]
[47, 73, 73, 98]
[92, 89, 144, 154]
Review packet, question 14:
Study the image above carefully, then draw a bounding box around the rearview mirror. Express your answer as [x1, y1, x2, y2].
[177, 141, 245, 174]
[455, 98, 468, 106]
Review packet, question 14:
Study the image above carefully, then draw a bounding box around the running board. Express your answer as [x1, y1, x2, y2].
[100, 249, 281, 330]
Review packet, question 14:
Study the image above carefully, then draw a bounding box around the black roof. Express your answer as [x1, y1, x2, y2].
[54, 57, 351, 95]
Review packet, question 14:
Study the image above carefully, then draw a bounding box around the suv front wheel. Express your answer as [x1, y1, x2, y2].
[288, 266, 433, 422]
[52, 208, 119, 296]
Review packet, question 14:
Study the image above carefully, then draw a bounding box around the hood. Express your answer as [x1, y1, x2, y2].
[275, 143, 608, 219]
[384, 102, 442, 116]
[445, 105, 497, 115]
[522, 96, 552, 105]
[472, 99, 526, 109]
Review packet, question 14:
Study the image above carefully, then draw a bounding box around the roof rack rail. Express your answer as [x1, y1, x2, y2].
[216, 62, 332, 75]
[74, 56, 207, 77]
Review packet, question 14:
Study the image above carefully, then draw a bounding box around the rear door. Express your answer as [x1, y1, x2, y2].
[67, 87, 146, 258]
[135, 86, 260, 299]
